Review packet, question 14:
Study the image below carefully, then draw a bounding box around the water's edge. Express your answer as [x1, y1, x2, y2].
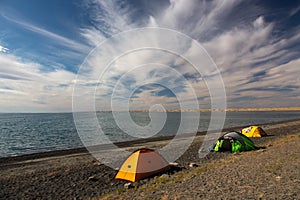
[1, 117, 299, 164]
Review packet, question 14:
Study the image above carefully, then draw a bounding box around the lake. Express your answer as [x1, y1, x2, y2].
[1, 111, 300, 157]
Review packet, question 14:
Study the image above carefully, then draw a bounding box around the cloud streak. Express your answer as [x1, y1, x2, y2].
[1, 13, 90, 53]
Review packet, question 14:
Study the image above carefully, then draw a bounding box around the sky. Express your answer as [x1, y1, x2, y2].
[0, 0, 299, 112]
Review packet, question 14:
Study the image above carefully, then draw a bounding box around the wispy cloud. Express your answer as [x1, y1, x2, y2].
[0, 53, 76, 112]
[290, 5, 300, 16]
[79, 0, 138, 46]
[78, 0, 300, 109]
[0, 45, 8, 53]
[1, 13, 90, 53]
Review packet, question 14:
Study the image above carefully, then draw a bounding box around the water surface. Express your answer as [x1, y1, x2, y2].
[1, 111, 300, 157]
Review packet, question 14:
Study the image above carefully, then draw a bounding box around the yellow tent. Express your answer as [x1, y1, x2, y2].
[241, 126, 267, 137]
[115, 148, 170, 182]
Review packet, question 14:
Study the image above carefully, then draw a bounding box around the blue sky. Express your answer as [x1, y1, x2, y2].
[0, 0, 299, 112]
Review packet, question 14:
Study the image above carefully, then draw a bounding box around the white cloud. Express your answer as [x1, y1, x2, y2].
[253, 16, 265, 28]
[0, 45, 9, 53]
[203, 16, 274, 68]
[155, 0, 241, 39]
[0, 53, 76, 112]
[76, 0, 300, 110]
[80, 0, 137, 44]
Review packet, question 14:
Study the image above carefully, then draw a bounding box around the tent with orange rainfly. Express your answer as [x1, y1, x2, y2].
[115, 148, 170, 182]
[241, 126, 267, 137]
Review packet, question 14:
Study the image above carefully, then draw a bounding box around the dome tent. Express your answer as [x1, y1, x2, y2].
[115, 148, 170, 182]
[241, 126, 267, 137]
[213, 132, 257, 153]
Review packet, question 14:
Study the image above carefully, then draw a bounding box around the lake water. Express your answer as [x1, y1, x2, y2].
[0, 111, 300, 157]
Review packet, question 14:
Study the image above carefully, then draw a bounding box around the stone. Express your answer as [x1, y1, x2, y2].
[169, 162, 179, 166]
[88, 176, 98, 182]
[160, 174, 169, 179]
[189, 163, 198, 168]
[257, 149, 266, 152]
[124, 182, 134, 189]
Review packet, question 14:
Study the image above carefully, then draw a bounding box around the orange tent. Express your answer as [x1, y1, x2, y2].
[115, 148, 170, 182]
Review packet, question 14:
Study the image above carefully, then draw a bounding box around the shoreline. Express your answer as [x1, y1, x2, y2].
[1, 119, 300, 199]
[1, 117, 300, 165]
[1, 117, 300, 164]
[2, 108, 300, 114]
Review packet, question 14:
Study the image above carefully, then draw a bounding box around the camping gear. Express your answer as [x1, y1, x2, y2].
[115, 148, 170, 182]
[241, 126, 267, 137]
[213, 132, 257, 153]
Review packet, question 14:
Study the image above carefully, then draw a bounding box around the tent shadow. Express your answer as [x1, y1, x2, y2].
[146, 164, 183, 179]
[256, 146, 266, 150]
[122, 165, 183, 186]
[167, 165, 183, 174]
[263, 134, 274, 137]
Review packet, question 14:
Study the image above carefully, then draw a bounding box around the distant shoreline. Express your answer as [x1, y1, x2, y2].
[1, 107, 300, 114]
[101, 107, 300, 112]
[222, 107, 300, 112]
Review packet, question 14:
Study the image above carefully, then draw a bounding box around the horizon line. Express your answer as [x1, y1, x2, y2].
[1, 107, 300, 114]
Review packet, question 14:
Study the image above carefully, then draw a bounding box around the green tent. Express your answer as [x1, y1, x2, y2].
[213, 132, 257, 153]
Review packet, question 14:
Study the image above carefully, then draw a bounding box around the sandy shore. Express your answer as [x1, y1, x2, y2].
[0, 119, 300, 199]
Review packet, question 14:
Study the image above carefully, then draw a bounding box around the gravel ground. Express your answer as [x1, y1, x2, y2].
[0, 119, 300, 199]
[106, 133, 300, 200]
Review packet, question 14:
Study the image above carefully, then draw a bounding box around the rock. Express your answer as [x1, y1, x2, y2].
[160, 174, 169, 179]
[189, 163, 198, 168]
[257, 149, 266, 152]
[88, 176, 98, 182]
[258, 193, 264, 199]
[275, 176, 281, 181]
[132, 182, 139, 188]
[140, 179, 149, 184]
[93, 161, 102, 166]
[169, 162, 179, 167]
[124, 182, 134, 189]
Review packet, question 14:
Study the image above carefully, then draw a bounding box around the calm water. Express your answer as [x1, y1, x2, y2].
[0, 111, 300, 157]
